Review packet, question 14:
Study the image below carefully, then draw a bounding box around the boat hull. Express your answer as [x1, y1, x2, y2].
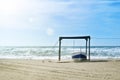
[72, 52, 87, 62]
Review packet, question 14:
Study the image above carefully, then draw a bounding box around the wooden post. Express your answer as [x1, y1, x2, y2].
[89, 38, 90, 61]
[59, 38, 61, 61]
[86, 39, 88, 59]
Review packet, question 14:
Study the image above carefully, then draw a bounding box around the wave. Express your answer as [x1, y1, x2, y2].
[0, 46, 120, 60]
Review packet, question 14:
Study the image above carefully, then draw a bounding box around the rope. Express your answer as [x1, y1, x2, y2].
[92, 37, 120, 39]
[72, 40, 82, 53]
[42, 40, 59, 57]
[51, 40, 59, 53]
[53, 40, 59, 48]
[73, 40, 75, 52]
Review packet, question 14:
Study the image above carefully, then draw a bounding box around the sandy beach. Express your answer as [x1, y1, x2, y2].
[0, 59, 120, 80]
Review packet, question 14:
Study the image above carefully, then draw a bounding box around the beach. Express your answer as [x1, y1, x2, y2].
[0, 59, 120, 80]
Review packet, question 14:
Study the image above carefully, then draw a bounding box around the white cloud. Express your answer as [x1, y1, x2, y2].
[0, 0, 73, 29]
[0, 0, 116, 30]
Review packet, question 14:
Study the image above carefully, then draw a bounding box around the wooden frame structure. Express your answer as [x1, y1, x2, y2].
[58, 36, 91, 61]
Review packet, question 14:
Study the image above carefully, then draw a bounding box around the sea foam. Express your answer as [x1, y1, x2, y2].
[0, 46, 120, 60]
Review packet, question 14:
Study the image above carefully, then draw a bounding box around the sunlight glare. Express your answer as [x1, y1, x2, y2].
[0, 0, 23, 14]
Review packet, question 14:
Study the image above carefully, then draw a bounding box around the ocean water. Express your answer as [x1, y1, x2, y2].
[0, 46, 120, 60]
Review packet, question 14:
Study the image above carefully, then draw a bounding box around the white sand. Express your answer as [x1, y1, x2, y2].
[0, 59, 120, 80]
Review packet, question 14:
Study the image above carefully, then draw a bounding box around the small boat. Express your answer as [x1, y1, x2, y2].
[72, 52, 87, 62]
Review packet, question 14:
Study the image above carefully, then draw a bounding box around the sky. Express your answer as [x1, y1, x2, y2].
[0, 0, 120, 46]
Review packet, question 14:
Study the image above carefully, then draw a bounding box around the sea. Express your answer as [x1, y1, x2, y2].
[0, 46, 120, 60]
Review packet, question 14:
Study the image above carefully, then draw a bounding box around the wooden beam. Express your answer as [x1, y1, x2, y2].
[86, 39, 88, 59]
[59, 36, 90, 40]
[89, 38, 90, 61]
[58, 38, 61, 61]
[58, 36, 91, 61]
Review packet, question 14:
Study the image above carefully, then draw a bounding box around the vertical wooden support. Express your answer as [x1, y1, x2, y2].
[86, 39, 88, 59]
[59, 38, 61, 61]
[89, 38, 90, 61]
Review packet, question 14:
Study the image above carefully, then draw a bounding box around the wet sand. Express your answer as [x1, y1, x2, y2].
[0, 59, 120, 80]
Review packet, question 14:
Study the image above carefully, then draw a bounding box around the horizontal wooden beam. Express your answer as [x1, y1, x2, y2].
[59, 36, 90, 40]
